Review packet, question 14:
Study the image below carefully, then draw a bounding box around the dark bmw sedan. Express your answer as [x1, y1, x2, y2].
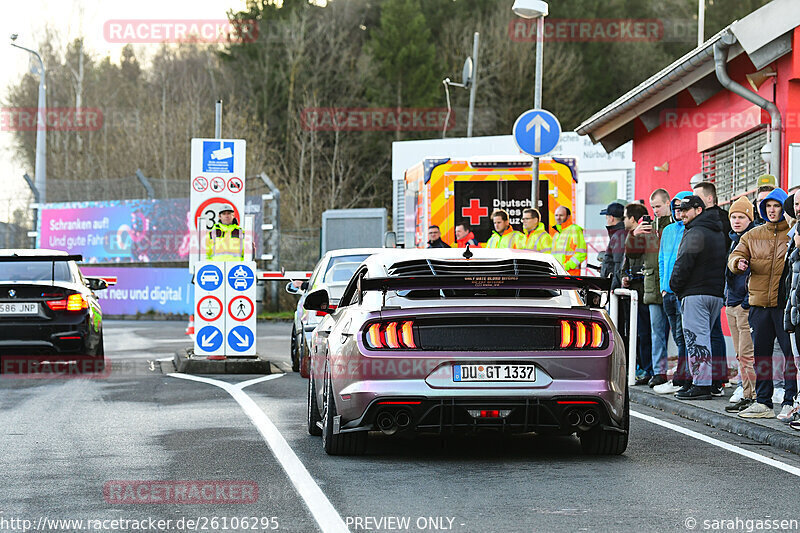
[0, 249, 111, 372]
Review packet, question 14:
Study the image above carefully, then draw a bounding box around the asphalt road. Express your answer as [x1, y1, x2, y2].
[2, 319, 800, 533]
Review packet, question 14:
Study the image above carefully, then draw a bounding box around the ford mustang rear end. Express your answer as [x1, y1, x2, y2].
[305, 249, 627, 456]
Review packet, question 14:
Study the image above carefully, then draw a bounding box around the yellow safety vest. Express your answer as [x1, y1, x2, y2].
[486, 227, 522, 249]
[205, 223, 244, 261]
[520, 223, 552, 253]
[551, 222, 586, 275]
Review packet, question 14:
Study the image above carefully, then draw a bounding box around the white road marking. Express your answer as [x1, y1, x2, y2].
[632, 410, 800, 478]
[168, 372, 349, 533]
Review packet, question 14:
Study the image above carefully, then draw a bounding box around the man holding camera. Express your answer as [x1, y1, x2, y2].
[621, 202, 653, 385]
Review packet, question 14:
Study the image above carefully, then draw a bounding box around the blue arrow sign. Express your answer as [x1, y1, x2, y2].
[228, 264, 254, 291]
[513, 109, 561, 157]
[228, 326, 254, 352]
[197, 265, 223, 291]
[197, 325, 223, 351]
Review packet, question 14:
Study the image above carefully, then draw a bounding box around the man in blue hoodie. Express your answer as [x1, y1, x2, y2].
[653, 191, 692, 394]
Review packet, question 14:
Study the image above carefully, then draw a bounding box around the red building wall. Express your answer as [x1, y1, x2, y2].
[632, 26, 800, 202]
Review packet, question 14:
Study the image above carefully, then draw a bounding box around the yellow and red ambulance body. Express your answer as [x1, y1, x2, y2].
[403, 156, 576, 248]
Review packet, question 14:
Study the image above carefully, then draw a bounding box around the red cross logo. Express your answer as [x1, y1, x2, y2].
[462, 199, 488, 226]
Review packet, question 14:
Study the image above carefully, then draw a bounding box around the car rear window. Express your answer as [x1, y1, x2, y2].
[324, 255, 369, 282]
[0, 261, 73, 282]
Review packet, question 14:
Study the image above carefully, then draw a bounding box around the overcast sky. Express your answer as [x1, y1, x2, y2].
[0, 0, 249, 224]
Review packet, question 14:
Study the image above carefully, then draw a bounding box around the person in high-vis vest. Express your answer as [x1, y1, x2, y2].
[551, 206, 586, 275]
[519, 208, 551, 253]
[486, 209, 523, 249]
[205, 204, 244, 261]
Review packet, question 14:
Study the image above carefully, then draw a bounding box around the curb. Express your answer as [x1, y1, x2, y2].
[630, 388, 800, 456]
[173, 352, 277, 374]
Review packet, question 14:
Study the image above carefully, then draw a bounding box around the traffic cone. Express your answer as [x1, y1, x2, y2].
[185, 315, 195, 338]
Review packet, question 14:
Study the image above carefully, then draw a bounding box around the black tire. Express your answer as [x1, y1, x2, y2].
[291, 326, 300, 372]
[580, 388, 629, 455]
[321, 374, 367, 455]
[307, 374, 322, 436]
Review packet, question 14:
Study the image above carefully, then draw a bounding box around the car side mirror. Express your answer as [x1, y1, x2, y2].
[285, 282, 300, 295]
[596, 251, 605, 263]
[86, 278, 108, 291]
[383, 231, 397, 248]
[303, 288, 331, 314]
[584, 289, 608, 309]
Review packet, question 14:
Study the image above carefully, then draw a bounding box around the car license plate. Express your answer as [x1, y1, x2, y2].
[453, 364, 536, 382]
[0, 302, 38, 315]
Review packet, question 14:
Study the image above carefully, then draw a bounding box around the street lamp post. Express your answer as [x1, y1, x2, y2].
[512, 0, 548, 213]
[11, 36, 47, 206]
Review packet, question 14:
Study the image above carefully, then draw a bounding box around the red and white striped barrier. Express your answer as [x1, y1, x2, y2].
[257, 271, 313, 281]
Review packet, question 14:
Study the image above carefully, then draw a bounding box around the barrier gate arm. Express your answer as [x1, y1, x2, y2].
[609, 288, 638, 387]
[257, 271, 313, 281]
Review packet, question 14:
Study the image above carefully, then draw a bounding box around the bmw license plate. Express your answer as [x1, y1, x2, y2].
[0, 302, 38, 315]
[453, 364, 536, 382]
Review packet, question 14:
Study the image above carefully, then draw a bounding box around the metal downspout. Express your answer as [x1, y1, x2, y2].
[713, 31, 782, 183]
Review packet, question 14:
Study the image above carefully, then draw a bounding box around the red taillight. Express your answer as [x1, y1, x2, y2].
[384, 322, 401, 348]
[366, 323, 384, 349]
[557, 400, 598, 405]
[575, 321, 587, 348]
[400, 321, 416, 348]
[480, 410, 501, 418]
[365, 320, 417, 350]
[377, 401, 421, 405]
[46, 299, 67, 311]
[67, 294, 87, 311]
[560, 320, 572, 348]
[560, 320, 604, 349]
[46, 294, 87, 312]
[591, 323, 604, 348]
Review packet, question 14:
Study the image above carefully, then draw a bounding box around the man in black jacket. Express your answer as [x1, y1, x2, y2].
[692, 180, 729, 394]
[427, 225, 451, 248]
[599, 202, 626, 290]
[670, 195, 727, 400]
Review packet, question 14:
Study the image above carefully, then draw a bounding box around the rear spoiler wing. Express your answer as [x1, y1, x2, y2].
[359, 274, 611, 293]
[356, 274, 610, 309]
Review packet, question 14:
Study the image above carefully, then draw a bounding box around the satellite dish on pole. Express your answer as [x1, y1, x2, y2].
[462, 57, 473, 88]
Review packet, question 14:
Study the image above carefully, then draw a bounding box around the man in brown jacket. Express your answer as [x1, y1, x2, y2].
[728, 187, 798, 418]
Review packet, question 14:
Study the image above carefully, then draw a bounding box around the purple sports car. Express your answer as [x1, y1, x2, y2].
[304, 248, 627, 456]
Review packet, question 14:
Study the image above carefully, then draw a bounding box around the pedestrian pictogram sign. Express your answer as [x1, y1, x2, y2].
[227, 325, 254, 353]
[192, 176, 208, 192]
[228, 296, 254, 321]
[197, 325, 223, 351]
[197, 295, 223, 321]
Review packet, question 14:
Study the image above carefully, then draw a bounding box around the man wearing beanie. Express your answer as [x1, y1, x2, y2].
[729, 187, 797, 418]
[724, 197, 756, 412]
